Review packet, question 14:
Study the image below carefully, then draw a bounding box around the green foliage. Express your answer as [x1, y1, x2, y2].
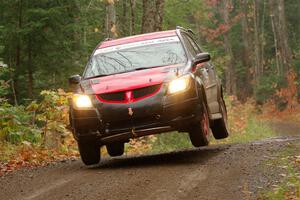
[0, 103, 41, 143]
[163, 0, 204, 31]
[254, 74, 285, 105]
[0, 25, 4, 54]
[34, 90, 71, 144]
[150, 132, 193, 153]
[0, 89, 71, 146]
[0, 66, 10, 99]
[0, 0, 88, 100]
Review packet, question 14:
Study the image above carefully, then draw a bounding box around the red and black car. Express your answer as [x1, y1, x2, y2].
[69, 27, 229, 165]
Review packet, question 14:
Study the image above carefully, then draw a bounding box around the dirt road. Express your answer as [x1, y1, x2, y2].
[1, 123, 299, 200]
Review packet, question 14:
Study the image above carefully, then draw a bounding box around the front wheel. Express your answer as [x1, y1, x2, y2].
[78, 141, 101, 165]
[211, 98, 229, 139]
[188, 104, 210, 147]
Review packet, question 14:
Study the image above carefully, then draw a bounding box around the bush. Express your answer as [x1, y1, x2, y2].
[0, 89, 72, 147]
[254, 74, 286, 105]
[0, 66, 42, 144]
[0, 66, 10, 102]
[0, 103, 41, 143]
[34, 89, 72, 148]
[292, 53, 300, 98]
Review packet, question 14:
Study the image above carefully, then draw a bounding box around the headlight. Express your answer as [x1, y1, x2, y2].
[168, 75, 191, 94]
[73, 94, 93, 108]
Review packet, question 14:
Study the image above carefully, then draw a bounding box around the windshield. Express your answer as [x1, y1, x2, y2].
[84, 36, 187, 78]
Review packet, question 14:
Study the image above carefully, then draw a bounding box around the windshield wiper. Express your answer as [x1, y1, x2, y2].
[132, 66, 163, 71]
[84, 70, 133, 79]
[85, 74, 110, 79]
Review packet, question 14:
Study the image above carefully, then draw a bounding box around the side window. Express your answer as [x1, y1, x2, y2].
[186, 35, 202, 54]
[182, 34, 197, 56]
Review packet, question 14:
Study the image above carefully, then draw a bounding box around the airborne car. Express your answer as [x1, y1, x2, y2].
[69, 27, 229, 165]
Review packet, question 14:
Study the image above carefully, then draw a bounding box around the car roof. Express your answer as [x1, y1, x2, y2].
[98, 30, 178, 49]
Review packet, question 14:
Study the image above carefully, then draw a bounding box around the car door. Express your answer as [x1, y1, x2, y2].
[182, 33, 219, 114]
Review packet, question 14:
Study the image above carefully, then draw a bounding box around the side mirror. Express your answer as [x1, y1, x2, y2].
[192, 53, 211, 66]
[69, 75, 81, 85]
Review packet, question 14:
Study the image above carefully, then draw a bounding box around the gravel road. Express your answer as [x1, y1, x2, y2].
[1, 122, 299, 200]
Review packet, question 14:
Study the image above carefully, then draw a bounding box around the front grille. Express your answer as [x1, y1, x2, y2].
[133, 84, 161, 99]
[99, 91, 125, 101]
[97, 84, 161, 103]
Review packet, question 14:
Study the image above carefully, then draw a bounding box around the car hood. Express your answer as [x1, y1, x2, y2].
[81, 64, 185, 94]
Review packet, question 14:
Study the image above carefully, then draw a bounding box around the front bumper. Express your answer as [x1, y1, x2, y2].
[70, 81, 202, 144]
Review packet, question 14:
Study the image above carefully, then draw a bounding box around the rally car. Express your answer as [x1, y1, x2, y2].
[69, 27, 229, 165]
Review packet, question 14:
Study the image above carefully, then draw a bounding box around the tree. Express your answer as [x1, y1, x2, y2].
[141, 0, 165, 33]
[105, 0, 118, 38]
[277, 0, 292, 71]
[240, 0, 254, 97]
[0, 0, 83, 102]
[130, 0, 136, 35]
[253, 0, 264, 81]
[221, 0, 237, 96]
[269, 0, 292, 75]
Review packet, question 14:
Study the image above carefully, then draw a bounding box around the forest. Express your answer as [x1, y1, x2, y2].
[0, 0, 299, 104]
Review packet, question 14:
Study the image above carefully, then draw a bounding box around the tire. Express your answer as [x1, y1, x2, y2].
[211, 98, 229, 139]
[78, 141, 101, 165]
[188, 103, 210, 147]
[106, 142, 125, 157]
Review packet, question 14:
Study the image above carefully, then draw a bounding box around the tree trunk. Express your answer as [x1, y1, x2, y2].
[253, 0, 263, 81]
[222, 0, 236, 96]
[155, 0, 165, 31]
[14, 0, 23, 103]
[269, 0, 283, 75]
[277, 0, 292, 71]
[120, 0, 128, 36]
[240, 0, 253, 97]
[260, 0, 266, 75]
[27, 37, 33, 99]
[141, 0, 156, 33]
[142, 0, 165, 33]
[74, 0, 92, 53]
[129, 0, 136, 35]
[105, 0, 117, 38]
[8, 52, 18, 105]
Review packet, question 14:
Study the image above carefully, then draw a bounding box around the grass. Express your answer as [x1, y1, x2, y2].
[259, 141, 300, 200]
[147, 116, 276, 153]
[212, 116, 275, 144]
[150, 132, 193, 153]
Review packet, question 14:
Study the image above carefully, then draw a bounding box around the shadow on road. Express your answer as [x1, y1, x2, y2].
[90, 144, 230, 170]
